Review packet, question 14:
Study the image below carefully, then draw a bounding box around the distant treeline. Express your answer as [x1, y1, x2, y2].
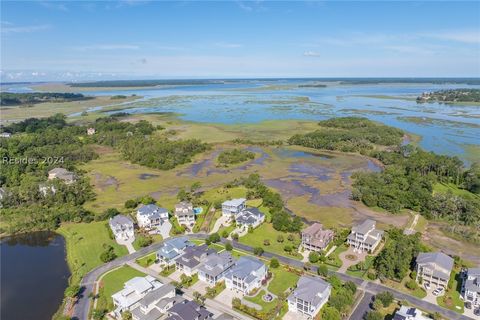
[298, 84, 327, 88]
[68, 79, 217, 87]
[338, 78, 480, 85]
[0, 92, 90, 106]
[417, 89, 480, 103]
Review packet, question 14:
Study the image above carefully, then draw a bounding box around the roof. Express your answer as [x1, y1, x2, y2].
[288, 275, 330, 306]
[138, 204, 167, 216]
[416, 252, 454, 278]
[222, 198, 246, 207]
[393, 306, 428, 320]
[48, 168, 75, 181]
[157, 237, 194, 260]
[175, 201, 194, 216]
[125, 276, 158, 293]
[109, 215, 134, 227]
[352, 219, 376, 234]
[139, 283, 175, 308]
[464, 268, 480, 293]
[302, 223, 334, 247]
[198, 252, 235, 278]
[235, 207, 264, 225]
[224, 256, 264, 284]
[48, 167, 71, 175]
[176, 244, 215, 269]
[167, 300, 213, 320]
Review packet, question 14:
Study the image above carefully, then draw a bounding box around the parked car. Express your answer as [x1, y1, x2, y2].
[464, 301, 472, 309]
[432, 288, 443, 296]
[424, 282, 431, 290]
[474, 308, 480, 316]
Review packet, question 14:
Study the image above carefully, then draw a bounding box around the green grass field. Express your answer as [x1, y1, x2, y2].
[244, 290, 278, 312]
[57, 222, 129, 284]
[433, 182, 480, 201]
[437, 270, 465, 314]
[136, 252, 157, 267]
[239, 223, 302, 260]
[96, 266, 146, 311]
[267, 266, 300, 296]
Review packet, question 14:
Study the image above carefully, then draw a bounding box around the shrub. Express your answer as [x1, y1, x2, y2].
[376, 291, 394, 307]
[253, 247, 264, 256]
[270, 258, 280, 268]
[99, 245, 116, 262]
[309, 251, 320, 263]
[225, 242, 233, 251]
[317, 264, 329, 277]
[405, 279, 418, 290]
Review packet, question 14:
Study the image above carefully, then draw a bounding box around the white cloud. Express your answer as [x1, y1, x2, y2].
[71, 44, 140, 51]
[215, 42, 243, 48]
[39, 1, 68, 12]
[303, 51, 321, 57]
[384, 45, 435, 55]
[1, 24, 50, 34]
[426, 31, 480, 44]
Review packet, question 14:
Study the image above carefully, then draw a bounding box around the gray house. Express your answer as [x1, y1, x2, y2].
[198, 252, 235, 285]
[175, 201, 196, 227]
[462, 267, 480, 307]
[175, 244, 215, 276]
[235, 207, 265, 229]
[222, 198, 246, 217]
[156, 237, 194, 266]
[109, 215, 135, 241]
[137, 204, 169, 229]
[416, 252, 454, 288]
[130, 283, 177, 320]
[224, 256, 267, 295]
[48, 168, 76, 184]
[165, 299, 214, 320]
[287, 275, 331, 318]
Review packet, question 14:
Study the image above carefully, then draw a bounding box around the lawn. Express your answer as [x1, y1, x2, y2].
[96, 266, 146, 311]
[244, 290, 278, 312]
[325, 244, 348, 269]
[346, 255, 375, 278]
[267, 266, 300, 296]
[136, 252, 157, 267]
[433, 182, 480, 201]
[437, 270, 465, 314]
[132, 234, 163, 251]
[239, 223, 302, 260]
[57, 222, 129, 284]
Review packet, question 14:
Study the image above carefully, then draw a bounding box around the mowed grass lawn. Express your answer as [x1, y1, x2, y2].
[97, 266, 146, 311]
[267, 266, 300, 296]
[437, 270, 465, 313]
[57, 222, 128, 283]
[239, 223, 302, 260]
[136, 252, 157, 267]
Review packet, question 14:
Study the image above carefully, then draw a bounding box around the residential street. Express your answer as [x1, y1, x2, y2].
[71, 234, 473, 320]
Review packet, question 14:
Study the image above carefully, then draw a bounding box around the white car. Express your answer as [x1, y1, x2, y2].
[432, 287, 444, 296]
[424, 282, 431, 290]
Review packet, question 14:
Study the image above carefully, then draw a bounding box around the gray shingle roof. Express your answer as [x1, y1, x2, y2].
[167, 300, 213, 320]
[352, 219, 376, 234]
[109, 214, 134, 227]
[288, 275, 330, 306]
[464, 268, 480, 293]
[417, 252, 454, 278]
[235, 207, 264, 225]
[198, 252, 235, 278]
[138, 204, 167, 216]
[176, 244, 215, 269]
[157, 237, 194, 261]
[224, 256, 264, 284]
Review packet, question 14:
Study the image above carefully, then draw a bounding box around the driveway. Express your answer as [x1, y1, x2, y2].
[349, 292, 374, 320]
[168, 269, 183, 282]
[158, 220, 172, 239]
[338, 247, 366, 273]
[190, 280, 207, 295]
[214, 288, 244, 307]
[115, 236, 136, 254]
[211, 215, 230, 234]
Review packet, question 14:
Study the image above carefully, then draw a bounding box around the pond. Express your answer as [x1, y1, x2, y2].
[1, 231, 70, 320]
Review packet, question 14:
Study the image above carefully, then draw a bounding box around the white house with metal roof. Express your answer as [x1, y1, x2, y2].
[392, 306, 430, 320]
[287, 275, 331, 318]
[224, 256, 267, 295]
[222, 198, 246, 218]
[347, 219, 383, 253]
[111, 276, 163, 316]
[109, 215, 135, 241]
[462, 267, 480, 307]
[235, 207, 265, 229]
[415, 252, 454, 289]
[198, 252, 235, 285]
[156, 237, 195, 267]
[136, 204, 169, 229]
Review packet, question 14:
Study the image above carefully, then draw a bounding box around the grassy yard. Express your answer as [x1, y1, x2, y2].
[244, 290, 278, 312]
[239, 223, 302, 260]
[325, 244, 348, 269]
[136, 252, 157, 267]
[346, 255, 375, 278]
[205, 281, 226, 298]
[433, 182, 480, 201]
[132, 234, 163, 251]
[267, 266, 300, 296]
[57, 222, 129, 284]
[96, 266, 146, 311]
[437, 270, 465, 314]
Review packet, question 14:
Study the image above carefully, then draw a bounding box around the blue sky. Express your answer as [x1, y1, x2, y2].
[1, 0, 479, 81]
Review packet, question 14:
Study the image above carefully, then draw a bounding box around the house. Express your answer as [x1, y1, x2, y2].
[0, 132, 11, 138]
[39, 183, 57, 196]
[156, 237, 194, 266]
[235, 207, 265, 229]
[137, 204, 169, 229]
[224, 256, 267, 295]
[416, 252, 454, 288]
[109, 215, 135, 241]
[222, 198, 246, 217]
[48, 168, 76, 184]
[198, 252, 235, 285]
[166, 299, 214, 320]
[175, 244, 215, 276]
[393, 306, 430, 320]
[87, 127, 96, 135]
[175, 201, 196, 227]
[462, 267, 480, 307]
[346, 219, 383, 253]
[301, 223, 334, 252]
[287, 275, 331, 318]
[111, 276, 163, 316]
[130, 283, 177, 320]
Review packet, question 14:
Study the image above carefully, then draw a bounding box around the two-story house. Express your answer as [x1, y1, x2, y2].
[48, 168, 76, 184]
[165, 299, 214, 320]
[174, 201, 196, 227]
[109, 215, 135, 241]
[415, 252, 454, 289]
[175, 244, 215, 276]
[462, 267, 480, 307]
[198, 252, 235, 285]
[235, 207, 265, 230]
[156, 237, 194, 267]
[287, 275, 331, 318]
[301, 223, 334, 252]
[136, 204, 169, 229]
[222, 198, 246, 218]
[393, 306, 430, 320]
[111, 276, 163, 317]
[130, 283, 177, 320]
[347, 219, 383, 253]
[224, 256, 267, 295]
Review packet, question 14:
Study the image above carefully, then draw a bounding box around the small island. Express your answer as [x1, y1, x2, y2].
[217, 148, 255, 166]
[416, 89, 480, 104]
[0, 92, 91, 106]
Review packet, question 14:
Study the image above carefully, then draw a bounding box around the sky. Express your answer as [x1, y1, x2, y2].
[1, 0, 479, 81]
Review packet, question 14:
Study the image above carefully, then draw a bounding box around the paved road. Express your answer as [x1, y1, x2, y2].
[349, 292, 373, 320]
[71, 233, 472, 320]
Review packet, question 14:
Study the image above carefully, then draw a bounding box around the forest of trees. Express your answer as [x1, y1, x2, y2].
[417, 89, 480, 103]
[0, 92, 90, 106]
[288, 117, 404, 153]
[217, 148, 255, 166]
